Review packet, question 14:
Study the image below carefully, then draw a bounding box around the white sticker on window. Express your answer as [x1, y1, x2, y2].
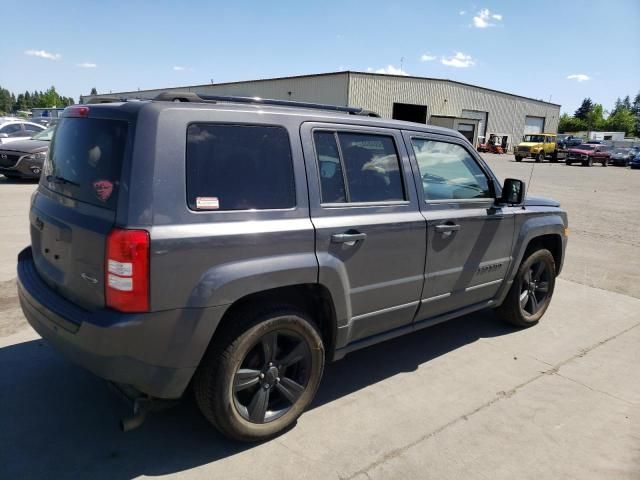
[196, 197, 220, 210]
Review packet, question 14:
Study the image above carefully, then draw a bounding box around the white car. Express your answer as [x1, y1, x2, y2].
[0, 120, 46, 145]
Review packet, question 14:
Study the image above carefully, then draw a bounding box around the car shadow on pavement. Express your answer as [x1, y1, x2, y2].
[0, 309, 516, 480]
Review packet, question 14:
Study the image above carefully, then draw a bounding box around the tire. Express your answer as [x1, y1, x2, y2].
[583, 157, 593, 167]
[193, 306, 325, 442]
[551, 150, 558, 163]
[602, 158, 608, 167]
[535, 152, 544, 163]
[496, 249, 556, 328]
[515, 156, 522, 162]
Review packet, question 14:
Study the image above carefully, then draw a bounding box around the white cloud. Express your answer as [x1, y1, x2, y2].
[173, 66, 186, 71]
[459, 10, 466, 15]
[25, 49, 61, 60]
[77, 62, 97, 69]
[369, 65, 408, 75]
[441, 52, 475, 68]
[472, 8, 503, 28]
[420, 54, 437, 62]
[567, 74, 590, 82]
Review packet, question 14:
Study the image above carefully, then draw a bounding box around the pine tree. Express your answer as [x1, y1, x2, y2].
[574, 98, 594, 120]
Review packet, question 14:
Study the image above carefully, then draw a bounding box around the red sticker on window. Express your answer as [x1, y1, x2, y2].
[93, 179, 114, 202]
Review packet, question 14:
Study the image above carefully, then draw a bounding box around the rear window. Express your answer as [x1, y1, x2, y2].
[186, 124, 295, 211]
[44, 117, 128, 210]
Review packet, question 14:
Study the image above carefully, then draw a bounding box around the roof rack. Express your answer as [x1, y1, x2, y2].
[152, 91, 381, 117]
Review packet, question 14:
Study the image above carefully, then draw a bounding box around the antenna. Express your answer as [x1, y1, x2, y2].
[400, 56, 404, 72]
[524, 161, 535, 209]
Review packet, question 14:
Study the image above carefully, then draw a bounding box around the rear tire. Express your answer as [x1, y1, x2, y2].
[515, 156, 522, 162]
[535, 152, 544, 163]
[193, 306, 325, 442]
[496, 249, 556, 328]
[551, 150, 558, 163]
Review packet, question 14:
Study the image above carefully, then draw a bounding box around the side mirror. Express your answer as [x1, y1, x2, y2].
[500, 178, 525, 205]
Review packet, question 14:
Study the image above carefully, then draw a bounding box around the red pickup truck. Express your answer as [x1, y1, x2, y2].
[565, 144, 611, 167]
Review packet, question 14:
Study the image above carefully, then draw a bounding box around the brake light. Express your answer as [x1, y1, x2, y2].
[106, 228, 149, 312]
[65, 105, 90, 118]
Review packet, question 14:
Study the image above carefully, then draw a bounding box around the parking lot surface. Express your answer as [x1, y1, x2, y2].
[0, 156, 639, 479]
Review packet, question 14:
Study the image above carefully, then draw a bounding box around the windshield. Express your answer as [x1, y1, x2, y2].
[31, 126, 55, 141]
[524, 135, 545, 143]
[612, 148, 629, 154]
[43, 117, 128, 210]
[575, 144, 595, 150]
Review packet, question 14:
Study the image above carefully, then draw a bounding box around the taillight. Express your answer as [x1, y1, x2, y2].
[106, 228, 149, 312]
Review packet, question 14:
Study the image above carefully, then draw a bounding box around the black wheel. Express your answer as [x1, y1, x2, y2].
[535, 151, 544, 163]
[496, 249, 556, 328]
[193, 307, 324, 442]
[515, 156, 522, 162]
[583, 157, 593, 167]
[551, 150, 558, 163]
[602, 159, 608, 167]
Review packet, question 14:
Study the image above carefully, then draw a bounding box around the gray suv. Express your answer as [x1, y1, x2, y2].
[17, 93, 568, 441]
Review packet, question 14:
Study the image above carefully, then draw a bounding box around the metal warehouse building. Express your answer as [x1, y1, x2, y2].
[84, 71, 560, 150]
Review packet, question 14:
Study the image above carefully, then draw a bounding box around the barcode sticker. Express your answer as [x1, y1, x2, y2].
[196, 197, 220, 210]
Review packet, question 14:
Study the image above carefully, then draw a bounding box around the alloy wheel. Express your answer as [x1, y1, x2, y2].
[519, 260, 551, 316]
[232, 330, 312, 424]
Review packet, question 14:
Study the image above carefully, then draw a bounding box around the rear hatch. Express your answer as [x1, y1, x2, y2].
[30, 108, 131, 311]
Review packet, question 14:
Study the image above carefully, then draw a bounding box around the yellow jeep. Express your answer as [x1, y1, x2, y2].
[514, 134, 559, 162]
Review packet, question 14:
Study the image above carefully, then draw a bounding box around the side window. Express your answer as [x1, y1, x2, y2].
[186, 124, 295, 211]
[312, 130, 405, 204]
[313, 131, 346, 203]
[24, 123, 43, 133]
[410, 138, 492, 201]
[1, 124, 23, 136]
[338, 133, 405, 202]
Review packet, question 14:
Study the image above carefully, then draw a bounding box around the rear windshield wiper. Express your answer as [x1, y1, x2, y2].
[46, 175, 80, 187]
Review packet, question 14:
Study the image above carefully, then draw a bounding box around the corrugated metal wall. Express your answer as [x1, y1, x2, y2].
[347, 73, 560, 144]
[84, 73, 349, 105]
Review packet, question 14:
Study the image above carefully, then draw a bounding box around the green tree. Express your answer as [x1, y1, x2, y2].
[0, 87, 13, 114]
[90, 87, 98, 95]
[574, 98, 594, 120]
[558, 113, 587, 133]
[622, 95, 631, 110]
[585, 103, 605, 131]
[605, 108, 636, 136]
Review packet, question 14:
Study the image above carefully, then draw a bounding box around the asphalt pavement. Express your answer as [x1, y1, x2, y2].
[0, 156, 638, 479]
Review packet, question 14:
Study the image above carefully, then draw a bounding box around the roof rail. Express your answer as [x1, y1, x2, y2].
[152, 91, 381, 117]
[85, 96, 129, 104]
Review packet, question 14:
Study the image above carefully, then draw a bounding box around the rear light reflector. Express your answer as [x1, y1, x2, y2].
[106, 228, 149, 312]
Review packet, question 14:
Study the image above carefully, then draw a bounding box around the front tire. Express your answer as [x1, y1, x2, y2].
[496, 249, 556, 328]
[515, 156, 522, 162]
[193, 307, 325, 442]
[535, 152, 544, 163]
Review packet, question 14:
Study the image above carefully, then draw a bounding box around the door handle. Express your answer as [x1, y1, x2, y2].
[331, 232, 367, 244]
[435, 223, 460, 233]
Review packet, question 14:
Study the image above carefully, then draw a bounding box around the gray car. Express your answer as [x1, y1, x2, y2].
[0, 126, 54, 179]
[17, 94, 568, 441]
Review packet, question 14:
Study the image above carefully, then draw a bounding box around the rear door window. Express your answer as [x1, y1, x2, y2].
[186, 124, 295, 211]
[44, 117, 128, 210]
[312, 131, 405, 204]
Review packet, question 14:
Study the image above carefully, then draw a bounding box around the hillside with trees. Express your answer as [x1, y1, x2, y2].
[559, 93, 640, 137]
[0, 86, 75, 115]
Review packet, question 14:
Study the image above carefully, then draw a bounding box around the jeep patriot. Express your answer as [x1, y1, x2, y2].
[17, 93, 568, 441]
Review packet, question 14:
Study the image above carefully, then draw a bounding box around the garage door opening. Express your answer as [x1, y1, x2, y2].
[457, 123, 476, 144]
[392, 103, 428, 124]
[524, 116, 545, 135]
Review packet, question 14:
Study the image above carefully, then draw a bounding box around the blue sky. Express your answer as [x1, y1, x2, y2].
[1, 0, 639, 114]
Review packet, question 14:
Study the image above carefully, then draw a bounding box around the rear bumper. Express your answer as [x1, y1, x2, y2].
[17, 247, 226, 399]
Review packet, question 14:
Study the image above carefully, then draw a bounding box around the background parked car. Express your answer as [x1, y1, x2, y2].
[566, 143, 611, 167]
[610, 147, 636, 167]
[630, 152, 640, 169]
[565, 137, 584, 148]
[0, 120, 46, 145]
[0, 125, 54, 179]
